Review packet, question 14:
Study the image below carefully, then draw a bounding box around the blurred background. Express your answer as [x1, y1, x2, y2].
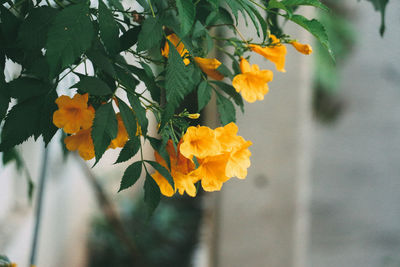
[0, 0, 400, 266]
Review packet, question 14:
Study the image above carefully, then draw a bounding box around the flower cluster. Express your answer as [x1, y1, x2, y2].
[53, 93, 130, 160]
[152, 122, 252, 197]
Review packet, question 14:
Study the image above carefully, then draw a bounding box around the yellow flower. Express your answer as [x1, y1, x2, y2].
[109, 113, 129, 149]
[190, 154, 230, 192]
[232, 57, 273, 103]
[290, 41, 313, 55]
[179, 125, 221, 159]
[194, 57, 224, 80]
[53, 93, 95, 134]
[64, 128, 95, 160]
[215, 122, 243, 152]
[249, 34, 287, 72]
[152, 141, 198, 197]
[225, 137, 252, 179]
[188, 113, 200, 119]
[161, 33, 190, 65]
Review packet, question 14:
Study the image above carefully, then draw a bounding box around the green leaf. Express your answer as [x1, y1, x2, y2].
[115, 136, 141, 164]
[46, 3, 94, 77]
[211, 81, 244, 112]
[86, 49, 116, 77]
[197, 80, 212, 111]
[136, 16, 163, 51]
[267, 0, 293, 16]
[288, 14, 334, 61]
[117, 97, 137, 139]
[216, 63, 233, 79]
[145, 160, 174, 188]
[72, 76, 112, 95]
[175, 0, 196, 36]
[143, 172, 161, 216]
[124, 64, 160, 103]
[6, 77, 51, 101]
[127, 93, 148, 136]
[364, 0, 389, 35]
[0, 5, 20, 43]
[0, 96, 42, 151]
[165, 41, 192, 108]
[216, 92, 236, 125]
[38, 90, 58, 146]
[281, 0, 329, 11]
[118, 161, 142, 192]
[17, 6, 58, 52]
[119, 26, 141, 51]
[115, 65, 139, 93]
[98, 0, 120, 54]
[147, 136, 171, 169]
[91, 102, 118, 163]
[0, 84, 9, 122]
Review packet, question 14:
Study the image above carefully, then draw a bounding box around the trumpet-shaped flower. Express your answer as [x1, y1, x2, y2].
[64, 128, 95, 160]
[190, 154, 230, 192]
[232, 57, 273, 103]
[249, 34, 287, 72]
[180, 125, 221, 159]
[152, 141, 198, 197]
[109, 113, 129, 149]
[194, 57, 224, 80]
[290, 41, 313, 55]
[161, 33, 190, 65]
[225, 138, 252, 179]
[53, 93, 95, 134]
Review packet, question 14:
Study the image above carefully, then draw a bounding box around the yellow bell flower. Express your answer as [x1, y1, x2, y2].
[109, 113, 129, 149]
[249, 34, 287, 72]
[64, 128, 95, 160]
[53, 93, 95, 134]
[161, 33, 190, 65]
[179, 125, 221, 159]
[232, 57, 273, 103]
[290, 41, 313, 55]
[194, 57, 224, 80]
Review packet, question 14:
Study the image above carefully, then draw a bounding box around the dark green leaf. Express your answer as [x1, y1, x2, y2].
[165, 41, 192, 108]
[119, 26, 141, 51]
[17, 6, 58, 52]
[6, 77, 51, 101]
[144, 172, 161, 216]
[72, 76, 112, 95]
[118, 161, 142, 192]
[364, 0, 389, 35]
[91, 102, 118, 163]
[216, 63, 233, 79]
[115, 65, 139, 93]
[197, 80, 212, 111]
[212, 81, 244, 112]
[46, 3, 94, 77]
[115, 136, 141, 163]
[216, 92, 236, 125]
[176, 0, 196, 36]
[288, 14, 334, 61]
[124, 64, 160, 103]
[147, 136, 171, 169]
[38, 90, 58, 146]
[99, 0, 120, 54]
[127, 93, 148, 136]
[145, 160, 174, 188]
[87, 49, 116, 77]
[137, 16, 163, 51]
[118, 97, 137, 139]
[281, 0, 329, 11]
[0, 5, 20, 43]
[0, 96, 42, 151]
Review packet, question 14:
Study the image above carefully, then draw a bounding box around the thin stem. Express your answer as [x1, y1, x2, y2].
[146, 0, 156, 17]
[249, 0, 268, 11]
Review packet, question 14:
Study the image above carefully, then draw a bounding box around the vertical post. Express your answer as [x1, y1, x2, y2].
[29, 147, 49, 267]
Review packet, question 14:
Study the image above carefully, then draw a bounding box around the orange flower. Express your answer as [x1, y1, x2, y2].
[161, 33, 190, 65]
[190, 154, 230, 192]
[64, 128, 95, 160]
[290, 41, 313, 55]
[225, 137, 252, 179]
[249, 34, 287, 72]
[194, 57, 224, 80]
[152, 141, 198, 197]
[215, 122, 243, 152]
[179, 125, 221, 159]
[53, 93, 95, 134]
[232, 57, 273, 103]
[109, 113, 129, 149]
